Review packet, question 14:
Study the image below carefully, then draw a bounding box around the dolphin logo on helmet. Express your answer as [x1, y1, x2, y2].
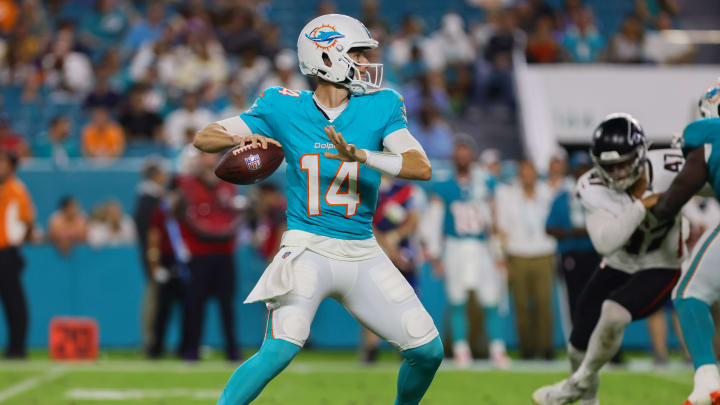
[305, 25, 346, 49]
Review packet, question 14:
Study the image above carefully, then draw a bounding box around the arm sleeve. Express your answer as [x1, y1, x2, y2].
[216, 116, 252, 136]
[382, 128, 426, 154]
[652, 147, 709, 221]
[383, 93, 408, 137]
[585, 200, 646, 255]
[239, 89, 276, 138]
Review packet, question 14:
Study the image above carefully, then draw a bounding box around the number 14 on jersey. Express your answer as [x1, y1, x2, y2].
[300, 154, 361, 217]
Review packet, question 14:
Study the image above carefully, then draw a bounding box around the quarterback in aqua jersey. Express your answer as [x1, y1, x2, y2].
[193, 14, 443, 405]
[650, 82, 720, 405]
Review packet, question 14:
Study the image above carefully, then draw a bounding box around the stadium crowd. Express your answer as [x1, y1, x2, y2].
[0, 0, 714, 362]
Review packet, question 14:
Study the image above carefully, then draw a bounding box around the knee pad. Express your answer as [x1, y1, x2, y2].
[601, 300, 632, 330]
[403, 308, 437, 341]
[270, 308, 311, 346]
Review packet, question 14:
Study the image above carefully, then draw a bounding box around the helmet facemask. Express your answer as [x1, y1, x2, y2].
[591, 146, 647, 191]
[342, 51, 383, 95]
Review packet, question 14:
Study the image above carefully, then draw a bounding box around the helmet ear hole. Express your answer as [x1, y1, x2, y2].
[322, 53, 332, 67]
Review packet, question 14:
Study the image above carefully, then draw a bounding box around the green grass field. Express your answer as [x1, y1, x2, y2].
[0, 352, 697, 404]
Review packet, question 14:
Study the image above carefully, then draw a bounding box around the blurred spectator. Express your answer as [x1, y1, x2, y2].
[556, 0, 586, 31]
[496, 160, 556, 359]
[234, 46, 271, 97]
[129, 30, 176, 87]
[430, 13, 476, 68]
[515, 0, 556, 33]
[83, 73, 121, 112]
[17, 0, 51, 48]
[175, 152, 241, 361]
[402, 72, 451, 117]
[259, 49, 310, 91]
[32, 116, 80, 164]
[361, 0, 390, 34]
[171, 28, 228, 95]
[145, 191, 190, 358]
[78, 0, 129, 55]
[48, 196, 88, 256]
[133, 159, 169, 353]
[0, 150, 34, 358]
[218, 81, 248, 120]
[118, 85, 164, 142]
[88, 200, 136, 247]
[0, 115, 30, 158]
[547, 147, 571, 194]
[165, 92, 214, 149]
[608, 14, 646, 63]
[644, 12, 696, 64]
[526, 15, 561, 63]
[122, 1, 166, 53]
[0, 0, 18, 34]
[82, 106, 126, 159]
[635, 0, 679, 27]
[408, 104, 454, 160]
[216, 8, 261, 57]
[545, 152, 599, 336]
[317, 0, 337, 16]
[389, 15, 425, 70]
[250, 183, 286, 262]
[476, 9, 522, 110]
[560, 7, 606, 63]
[39, 21, 94, 100]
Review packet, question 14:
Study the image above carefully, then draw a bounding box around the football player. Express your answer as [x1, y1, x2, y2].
[532, 113, 686, 405]
[425, 138, 509, 369]
[193, 14, 443, 405]
[649, 82, 720, 405]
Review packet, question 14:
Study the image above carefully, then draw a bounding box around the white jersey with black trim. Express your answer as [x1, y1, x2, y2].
[576, 149, 687, 273]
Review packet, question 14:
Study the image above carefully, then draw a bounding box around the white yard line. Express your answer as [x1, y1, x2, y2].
[66, 388, 220, 400]
[0, 367, 65, 403]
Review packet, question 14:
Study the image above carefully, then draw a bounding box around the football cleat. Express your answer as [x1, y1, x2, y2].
[532, 377, 589, 405]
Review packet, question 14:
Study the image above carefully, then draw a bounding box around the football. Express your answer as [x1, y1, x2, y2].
[214, 143, 285, 185]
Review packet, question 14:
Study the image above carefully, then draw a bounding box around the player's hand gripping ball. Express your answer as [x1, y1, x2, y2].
[214, 136, 284, 185]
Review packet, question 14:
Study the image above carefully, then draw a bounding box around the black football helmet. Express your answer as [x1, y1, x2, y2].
[590, 113, 648, 191]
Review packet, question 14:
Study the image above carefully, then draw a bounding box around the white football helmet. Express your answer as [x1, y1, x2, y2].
[297, 14, 383, 95]
[699, 79, 720, 118]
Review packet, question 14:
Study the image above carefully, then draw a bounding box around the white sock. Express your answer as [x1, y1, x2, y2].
[568, 344, 585, 372]
[574, 301, 631, 386]
[695, 364, 720, 391]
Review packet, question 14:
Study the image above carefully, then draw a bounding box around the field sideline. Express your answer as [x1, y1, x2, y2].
[0, 353, 696, 404]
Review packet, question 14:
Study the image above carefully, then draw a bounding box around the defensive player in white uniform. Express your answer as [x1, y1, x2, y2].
[193, 14, 443, 405]
[425, 139, 509, 369]
[650, 83, 720, 405]
[533, 113, 686, 405]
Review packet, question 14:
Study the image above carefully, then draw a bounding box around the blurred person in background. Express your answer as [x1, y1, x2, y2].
[0, 150, 34, 358]
[175, 151, 241, 361]
[258, 49, 310, 91]
[118, 85, 164, 142]
[560, 7, 606, 64]
[77, 0, 128, 57]
[496, 159, 556, 359]
[134, 159, 169, 355]
[480, 148, 504, 185]
[0, 114, 29, 158]
[547, 147, 571, 194]
[475, 8, 521, 111]
[122, 0, 166, 54]
[233, 45, 271, 98]
[82, 106, 125, 160]
[408, 103, 454, 160]
[171, 26, 228, 96]
[545, 152, 600, 338]
[430, 13, 476, 69]
[363, 174, 423, 364]
[402, 73, 451, 118]
[643, 11, 697, 65]
[87, 199, 136, 247]
[33, 115, 80, 165]
[526, 14, 561, 63]
[38, 20, 94, 101]
[145, 189, 191, 359]
[48, 195, 87, 256]
[426, 140, 510, 368]
[166, 92, 215, 150]
[635, 0, 679, 28]
[83, 72, 121, 112]
[218, 80, 247, 121]
[608, 14, 647, 64]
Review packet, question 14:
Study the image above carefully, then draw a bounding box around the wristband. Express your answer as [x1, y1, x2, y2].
[362, 150, 402, 176]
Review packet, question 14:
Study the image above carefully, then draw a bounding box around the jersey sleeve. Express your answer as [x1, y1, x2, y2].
[239, 87, 280, 138]
[382, 90, 408, 138]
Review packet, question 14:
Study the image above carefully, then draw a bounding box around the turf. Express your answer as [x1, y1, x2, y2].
[0, 355, 697, 404]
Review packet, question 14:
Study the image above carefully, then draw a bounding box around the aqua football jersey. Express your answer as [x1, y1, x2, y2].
[683, 118, 720, 200]
[433, 172, 493, 240]
[240, 86, 408, 240]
